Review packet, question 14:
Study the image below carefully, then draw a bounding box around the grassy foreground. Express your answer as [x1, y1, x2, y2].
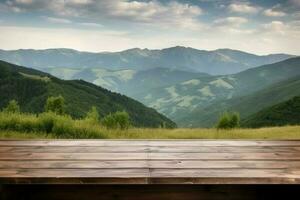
[1, 126, 300, 140]
[0, 112, 299, 139]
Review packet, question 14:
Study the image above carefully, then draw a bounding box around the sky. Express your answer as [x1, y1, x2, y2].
[0, 0, 299, 55]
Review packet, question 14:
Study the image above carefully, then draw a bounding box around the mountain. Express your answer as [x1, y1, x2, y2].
[0, 47, 293, 75]
[43, 67, 209, 94]
[178, 75, 300, 127]
[132, 57, 300, 123]
[242, 96, 300, 128]
[0, 60, 176, 128]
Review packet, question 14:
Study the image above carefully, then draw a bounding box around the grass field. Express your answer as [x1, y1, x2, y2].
[1, 126, 300, 140]
[0, 112, 299, 139]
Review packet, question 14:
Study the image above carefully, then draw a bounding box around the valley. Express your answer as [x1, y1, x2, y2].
[0, 47, 299, 128]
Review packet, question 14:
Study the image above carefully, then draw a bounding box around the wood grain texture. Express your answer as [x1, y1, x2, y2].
[1, 140, 300, 184]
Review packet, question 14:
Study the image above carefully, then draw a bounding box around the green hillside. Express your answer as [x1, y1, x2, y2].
[133, 57, 300, 122]
[0, 60, 176, 128]
[242, 96, 300, 128]
[178, 76, 300, 127]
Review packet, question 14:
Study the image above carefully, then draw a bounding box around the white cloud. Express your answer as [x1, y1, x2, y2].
[262, 21, 287, 34]
[228, 2, 260, 14]
[78, 22, 103, 27]
[214, 17, 248, 27]
[264, 9, 286, 17]
[46, 17, 72, 24]
[4, 0, 203, 30]
[263, 5, 286, 17]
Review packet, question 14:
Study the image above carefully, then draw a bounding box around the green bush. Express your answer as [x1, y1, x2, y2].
[85, 106, 100, 125]
[0, 111, 107, 139]
[3, 100, 20, 113]
[102, 111, 130, 130]
[52, 115, 73, 137]
[38, 112, 56, 133]
[216, 112, 240, 129]
[0, 112, 38, 132]
[45, 95, 65, 115]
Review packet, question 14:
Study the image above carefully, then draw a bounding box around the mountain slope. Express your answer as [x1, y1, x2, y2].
[0, 47, 293, 75]
[44, 66, 209, 94]
[0, 60, 176, 128]
[242, 96, 300, 128]
[133, 57, 300, 122]
[178, 75, 300, 127]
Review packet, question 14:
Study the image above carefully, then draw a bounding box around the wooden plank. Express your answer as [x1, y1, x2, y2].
[149, 169, 300, 184]
[1, 146, 300, 153]
[1, 152, 300, 160]
[1, 160, 300, 169]
[1, 140, 300, 147]
[1, 140, 300, 185]
[0, 153, 147, 160]
[0, 160, 148, 169]
[148, 152, 300, 160]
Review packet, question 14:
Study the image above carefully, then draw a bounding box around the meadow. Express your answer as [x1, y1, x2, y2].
[0, 112, 299, 140]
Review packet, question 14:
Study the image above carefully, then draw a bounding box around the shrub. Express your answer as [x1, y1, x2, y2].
[85, 106, 100, 125]
[216, 112, 240, 129]
[45, 95, 65, 115]
[102, 111, 130, 130]
[52, 115, 73, 137]
[38, 112, 56, 133]
[3, 100, 20, 113]
[0, 112, 38, 132]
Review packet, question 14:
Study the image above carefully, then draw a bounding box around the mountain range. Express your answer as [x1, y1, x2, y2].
[134, 57, 300, 126]
[0, 47, 299, 128]
[0, 47, 293, 75]
[0, 60, 176, 128]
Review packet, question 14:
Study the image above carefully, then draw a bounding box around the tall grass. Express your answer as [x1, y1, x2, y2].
[0, 112, 300, 139]
[0, 112, 107, 139]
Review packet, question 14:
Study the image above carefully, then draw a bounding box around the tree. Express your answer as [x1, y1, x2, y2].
[216, 112, 240, 129]
[102, 111, 130, 130]
[85, 106, 100, 124]
[3, 100, 20, 113]
[45, 95, 65, 115]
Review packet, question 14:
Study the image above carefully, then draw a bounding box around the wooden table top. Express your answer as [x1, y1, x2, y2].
[1, 140, 300, 184]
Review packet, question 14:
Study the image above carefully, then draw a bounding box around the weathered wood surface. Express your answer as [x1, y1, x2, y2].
[1, 140, 300, 184]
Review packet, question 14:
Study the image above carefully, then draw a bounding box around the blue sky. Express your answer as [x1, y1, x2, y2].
[0, 0, 299, 54]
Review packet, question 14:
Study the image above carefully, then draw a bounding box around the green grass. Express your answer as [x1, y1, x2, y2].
[0, 112, 299, 140]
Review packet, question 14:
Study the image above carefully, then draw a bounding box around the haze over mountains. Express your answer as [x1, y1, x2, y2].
[0, 47, 299, 127]
[0, 47, 293, 75]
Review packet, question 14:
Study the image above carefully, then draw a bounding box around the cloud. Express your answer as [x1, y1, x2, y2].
[45, 17, 72, 24]
[3, 0, 203, 30]
[78, 22, 103, 27]
[263, 4, 286, 17]
[214, 17, 248, 27]
[262, 21, 287, 34]
[228, 2, 260, 14]
[264, 9, 286, 17]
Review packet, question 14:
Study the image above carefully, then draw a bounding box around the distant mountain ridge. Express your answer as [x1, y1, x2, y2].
[0, 60, 176, 128]
[0, 46, 294, 75]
